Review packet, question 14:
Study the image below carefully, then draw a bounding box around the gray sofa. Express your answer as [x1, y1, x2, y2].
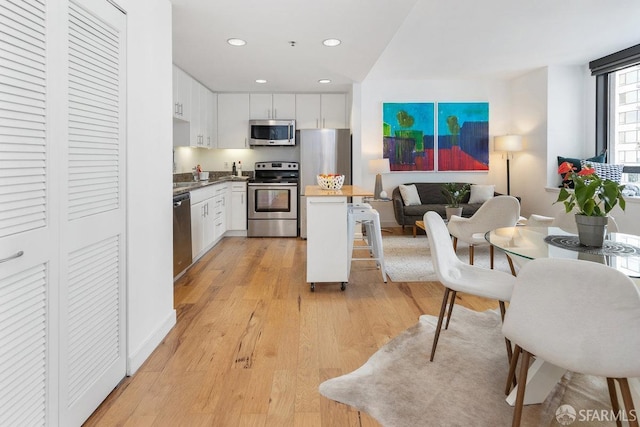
[392, 182, 506, 228]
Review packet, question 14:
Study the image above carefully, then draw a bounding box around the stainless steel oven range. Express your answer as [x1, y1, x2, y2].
[247, 161, 299, 237]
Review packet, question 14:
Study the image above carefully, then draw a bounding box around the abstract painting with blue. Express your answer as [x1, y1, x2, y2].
[437, 102, 489, 171]
[382, 102, 435, 171]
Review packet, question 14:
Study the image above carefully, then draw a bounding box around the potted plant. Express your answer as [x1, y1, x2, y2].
[441, 183, 470, 220]
[555, 161, 626, 247]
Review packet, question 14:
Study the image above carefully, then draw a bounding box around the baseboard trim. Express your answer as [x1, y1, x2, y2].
[127, 309, 176, 375]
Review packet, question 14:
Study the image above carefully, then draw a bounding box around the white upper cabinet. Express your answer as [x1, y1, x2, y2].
[172, 65, 191, 121]
[218, 93, 250, 149]
[250, 93, 295, 119]
[295, 93, 347, 129]
[320, 93, 348, 129]
[207, 92, 218, 148]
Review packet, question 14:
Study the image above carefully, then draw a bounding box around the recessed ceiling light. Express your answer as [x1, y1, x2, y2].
[255, 79, 267, 84]
[227, 38, 246, 46]
[318, 79, 331, 84]
[322, 38, 341, 47]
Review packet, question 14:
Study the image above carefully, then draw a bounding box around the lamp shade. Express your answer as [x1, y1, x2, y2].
[494, 135, 523, 152]
[369, 158, 390, 174]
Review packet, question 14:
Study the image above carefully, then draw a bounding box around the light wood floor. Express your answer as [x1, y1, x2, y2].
[85, 228, 498, 426]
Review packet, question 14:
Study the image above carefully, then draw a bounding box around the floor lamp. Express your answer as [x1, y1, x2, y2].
[494, 135, 522, 196]
[369, 158, 390, 199]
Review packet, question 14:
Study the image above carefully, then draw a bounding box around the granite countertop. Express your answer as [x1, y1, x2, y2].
[173, 175, 249, 196]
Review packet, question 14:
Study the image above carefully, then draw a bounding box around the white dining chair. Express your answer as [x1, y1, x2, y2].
[423, 211, 517, 362]
[502, 258, 640, 427]
[447, 195, 521, 268]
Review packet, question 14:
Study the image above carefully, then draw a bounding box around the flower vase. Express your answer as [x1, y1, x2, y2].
[446, 207, 463, 221]
[574, 214, 608, 247]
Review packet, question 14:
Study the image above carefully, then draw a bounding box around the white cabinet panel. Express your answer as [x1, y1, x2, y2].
[229, 182, 247, 231]
[295, 94, 321, 129]
[172, 65, 191, 121]
[190, 200, 204, 257]
[295, 93, 346, 129]
[250, 93, 295, 119]
[320, 93, 347, 128]
[217, 93, 249, 149]
[306, 197, 348, 283]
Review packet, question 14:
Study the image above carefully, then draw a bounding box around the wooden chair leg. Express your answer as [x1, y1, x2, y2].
[444, 290, 457, 330]
[430, 287, 450, 362]
[452, 236, 458, 251]
[506, 255, 516, 276]
[512, 350, 531, 427]
[490, 245, 494, 269]
[499, 301, 513, 364]
[617, 378, 639, 427]
[469, 245, 474, 265]
[505, 345, 522, 395]
[606, 378, 623, 427]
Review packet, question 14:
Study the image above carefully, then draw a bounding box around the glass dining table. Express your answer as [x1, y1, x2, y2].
[485, 226, 640, 278]
[485, 225, 640, 406]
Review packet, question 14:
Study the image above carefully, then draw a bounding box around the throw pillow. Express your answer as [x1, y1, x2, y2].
[580, 160, 624, 183]
[398, 184, 422, 206]
[468, 184, 495, 204]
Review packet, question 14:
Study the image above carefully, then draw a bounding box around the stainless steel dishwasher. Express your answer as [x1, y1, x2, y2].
[173, 192, 192, 277]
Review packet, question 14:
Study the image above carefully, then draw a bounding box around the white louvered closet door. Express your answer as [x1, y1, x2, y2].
[0, 0, 126, 425]
[0, 1, 52, 426]
[58, 0, 126, 426]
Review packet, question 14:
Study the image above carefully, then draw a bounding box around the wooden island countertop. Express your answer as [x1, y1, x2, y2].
[305, 185, 373, 197]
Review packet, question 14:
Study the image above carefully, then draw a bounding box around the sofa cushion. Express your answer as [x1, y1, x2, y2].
[468, 184, 495, 204]
[399, 184, 422, 206]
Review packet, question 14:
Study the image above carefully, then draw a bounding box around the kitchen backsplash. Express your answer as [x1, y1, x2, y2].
[173, 145, 300, 174]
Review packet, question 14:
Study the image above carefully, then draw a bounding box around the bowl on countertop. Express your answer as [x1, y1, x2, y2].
[317, 174, 345, 190]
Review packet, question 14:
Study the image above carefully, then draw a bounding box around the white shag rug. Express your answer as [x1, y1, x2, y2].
[319, 307, 613, 427]
[382, 235, 513, 282]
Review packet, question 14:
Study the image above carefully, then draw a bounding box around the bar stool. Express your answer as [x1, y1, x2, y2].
[347, 206, 387, 283]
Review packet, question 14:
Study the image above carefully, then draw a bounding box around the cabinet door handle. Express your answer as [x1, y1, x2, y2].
[0, 250, 24, 264]
[316, 119, 319, 128]
[323, 118, 326, 128]
[273, 108, 277, 118]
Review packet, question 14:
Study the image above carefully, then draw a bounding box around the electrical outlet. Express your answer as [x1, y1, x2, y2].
[224, 161, 229, 169]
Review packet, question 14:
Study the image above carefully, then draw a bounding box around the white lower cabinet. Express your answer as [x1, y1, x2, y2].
[190, 186, 218, 260]
[213, 185, 227, 241]
[229, 182, 247, 231]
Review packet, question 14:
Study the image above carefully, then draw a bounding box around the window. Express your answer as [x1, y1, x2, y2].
[591, 45, 640, 186]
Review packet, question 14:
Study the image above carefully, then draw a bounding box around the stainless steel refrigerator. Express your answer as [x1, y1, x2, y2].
[298, 128, 352, 238]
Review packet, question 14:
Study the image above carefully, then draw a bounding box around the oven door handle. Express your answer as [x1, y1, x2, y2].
[248, 183, 298, 187]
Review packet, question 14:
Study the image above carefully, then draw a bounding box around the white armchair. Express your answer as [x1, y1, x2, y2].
[447, 196, 521, 268]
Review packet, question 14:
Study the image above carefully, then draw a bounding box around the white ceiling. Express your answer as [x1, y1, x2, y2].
[170, 0, 640, 93]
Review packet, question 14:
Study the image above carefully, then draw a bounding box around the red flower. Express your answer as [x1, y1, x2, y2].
[577, 167, 595, 176]
[557, 161, 574, 176]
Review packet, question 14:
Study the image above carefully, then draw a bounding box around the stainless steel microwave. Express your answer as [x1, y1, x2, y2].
[248, 119, 296, 146]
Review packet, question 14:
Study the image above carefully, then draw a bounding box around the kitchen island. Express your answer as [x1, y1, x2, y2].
[305, 185, 373, 291]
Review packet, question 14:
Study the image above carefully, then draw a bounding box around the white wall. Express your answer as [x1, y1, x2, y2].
[121, 0, 176, 374]
[355, 78, 511, 198]
[510, 66, 640, 234]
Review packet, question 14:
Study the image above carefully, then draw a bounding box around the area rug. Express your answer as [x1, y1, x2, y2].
[382, 235, 513, 282]
[319, 307, 614, 427]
